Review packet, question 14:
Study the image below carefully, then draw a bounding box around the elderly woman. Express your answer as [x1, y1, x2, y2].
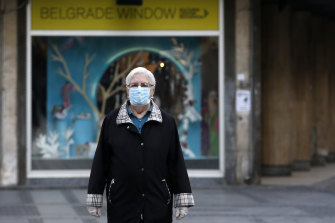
[87, 67, 195, 223]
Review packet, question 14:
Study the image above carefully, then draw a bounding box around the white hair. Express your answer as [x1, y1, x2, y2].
[126, 67, 156, 86]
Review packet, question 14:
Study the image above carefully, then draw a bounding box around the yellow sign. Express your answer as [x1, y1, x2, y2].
[31, 0, 219, 30]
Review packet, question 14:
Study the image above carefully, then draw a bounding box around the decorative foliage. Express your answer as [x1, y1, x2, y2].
[34, 132, 60, 158]
[59, 127, 74, 158]
[33, 127, 75, 159]
[171, 38, 202, 158]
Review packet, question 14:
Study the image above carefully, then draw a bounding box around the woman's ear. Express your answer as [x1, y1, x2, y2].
[151, 86, 155, 97]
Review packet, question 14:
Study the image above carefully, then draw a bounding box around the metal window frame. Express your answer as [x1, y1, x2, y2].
[26, 0, 225, 178]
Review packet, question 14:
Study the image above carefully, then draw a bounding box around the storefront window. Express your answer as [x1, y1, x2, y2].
[31, 36, 219, 170]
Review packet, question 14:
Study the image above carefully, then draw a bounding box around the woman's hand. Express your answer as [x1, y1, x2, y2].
[176, 207, 189, 220]
[87, 206, 101, 217]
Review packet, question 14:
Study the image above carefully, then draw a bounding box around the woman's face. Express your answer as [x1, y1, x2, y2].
[127, 73, 155, 99]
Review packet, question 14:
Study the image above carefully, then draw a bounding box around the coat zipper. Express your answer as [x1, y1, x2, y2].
[162, 179, 171, 204]
[108, 178, 115, 204]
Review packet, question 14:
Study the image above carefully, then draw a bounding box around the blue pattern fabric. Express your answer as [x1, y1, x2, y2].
[126, 104, 152, 134]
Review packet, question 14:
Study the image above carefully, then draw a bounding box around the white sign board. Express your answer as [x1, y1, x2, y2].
[236, 90, 251, 112]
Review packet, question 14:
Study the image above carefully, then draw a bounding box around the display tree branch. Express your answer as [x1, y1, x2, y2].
[51, 45, 144, 142]
[83, 53, 96, 92]
[51, 44, 101, 119]
[98, 51, 143, 116]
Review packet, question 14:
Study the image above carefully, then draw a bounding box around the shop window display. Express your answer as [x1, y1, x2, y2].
[31, 36, 219, 170]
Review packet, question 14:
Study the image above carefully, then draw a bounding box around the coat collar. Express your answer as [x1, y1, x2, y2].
[116, 100, 163, 125]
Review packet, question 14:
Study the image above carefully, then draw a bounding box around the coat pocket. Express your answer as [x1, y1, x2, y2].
[108, 178, 116, 204]
[161, 179, 171, 205]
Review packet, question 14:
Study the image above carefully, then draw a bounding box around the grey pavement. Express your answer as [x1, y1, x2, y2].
[1, 183, 335, 223]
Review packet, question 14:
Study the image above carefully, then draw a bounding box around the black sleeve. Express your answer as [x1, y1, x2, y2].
[87, 118, 109, 195]
[167, 117, 192, 194]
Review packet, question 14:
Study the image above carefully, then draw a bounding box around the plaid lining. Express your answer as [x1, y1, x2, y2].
[174, 193, 195, 208]
[116, 100, 162, 125]
[87, 194, 103, 207]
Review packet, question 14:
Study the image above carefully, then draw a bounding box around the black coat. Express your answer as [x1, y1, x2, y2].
[87, 102, 193, 223]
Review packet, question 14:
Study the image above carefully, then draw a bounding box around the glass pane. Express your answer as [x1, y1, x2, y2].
[31, 36, 219, 170]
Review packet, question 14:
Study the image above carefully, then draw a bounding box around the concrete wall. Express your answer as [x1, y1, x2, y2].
[0, 0, 263, 186]
[0, 0, 18, 186]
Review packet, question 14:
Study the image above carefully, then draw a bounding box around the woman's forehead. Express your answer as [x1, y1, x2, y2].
[130, 73, 149, 82]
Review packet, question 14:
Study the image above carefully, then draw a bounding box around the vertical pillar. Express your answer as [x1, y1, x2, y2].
[17, 0, 27, 184]
[327, 21, 335, 161]
[235, 0, 252, 183]
[224, 0, 237, 184]
[310, 16, 329, 165]
[0, 0, 18, 186]
[225, 0, 261, 184]
[291, 11, 313, 170]
[261, 4, 293, 175]
[0, 0, 4, 177]
[250, 0, 262, 184]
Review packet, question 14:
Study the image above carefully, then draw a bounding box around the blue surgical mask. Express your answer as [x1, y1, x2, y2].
[129, 86, 151, 106]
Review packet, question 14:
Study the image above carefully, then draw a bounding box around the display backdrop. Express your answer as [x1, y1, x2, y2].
[31, 36, 219, 167]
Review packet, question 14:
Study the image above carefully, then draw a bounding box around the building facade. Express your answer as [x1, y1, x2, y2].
[21, 0, 335, 187]
[2, 0, 258, 186]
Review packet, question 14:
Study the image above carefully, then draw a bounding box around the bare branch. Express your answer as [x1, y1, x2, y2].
[106, 62, 120, 94]
[83, 53, 96, 91]
[87, 53, 96, 65]
[100, 53, 142, 116]
[51, 44, 72, 78]
[51, 53, 62, 62]
[98, 84, 106, 97]
[105, 52, 142, 96]
[114, 62, 120, 77]
[51, 44, 101, 120]
[119, 52, 143, 77]
[107, 86, 126, 100]
[57, 68, 67, 78]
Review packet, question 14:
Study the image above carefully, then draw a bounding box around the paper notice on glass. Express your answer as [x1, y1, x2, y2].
[236, 90, 251, 112]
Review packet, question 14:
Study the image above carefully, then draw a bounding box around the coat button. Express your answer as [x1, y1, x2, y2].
[142, 193, 145, 197]
[127, 126, 130, 129]
[140, 142, 144, 146]
[141, 168, 144, 172]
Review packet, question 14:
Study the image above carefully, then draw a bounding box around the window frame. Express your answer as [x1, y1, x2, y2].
[26, 1, 225, 179]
